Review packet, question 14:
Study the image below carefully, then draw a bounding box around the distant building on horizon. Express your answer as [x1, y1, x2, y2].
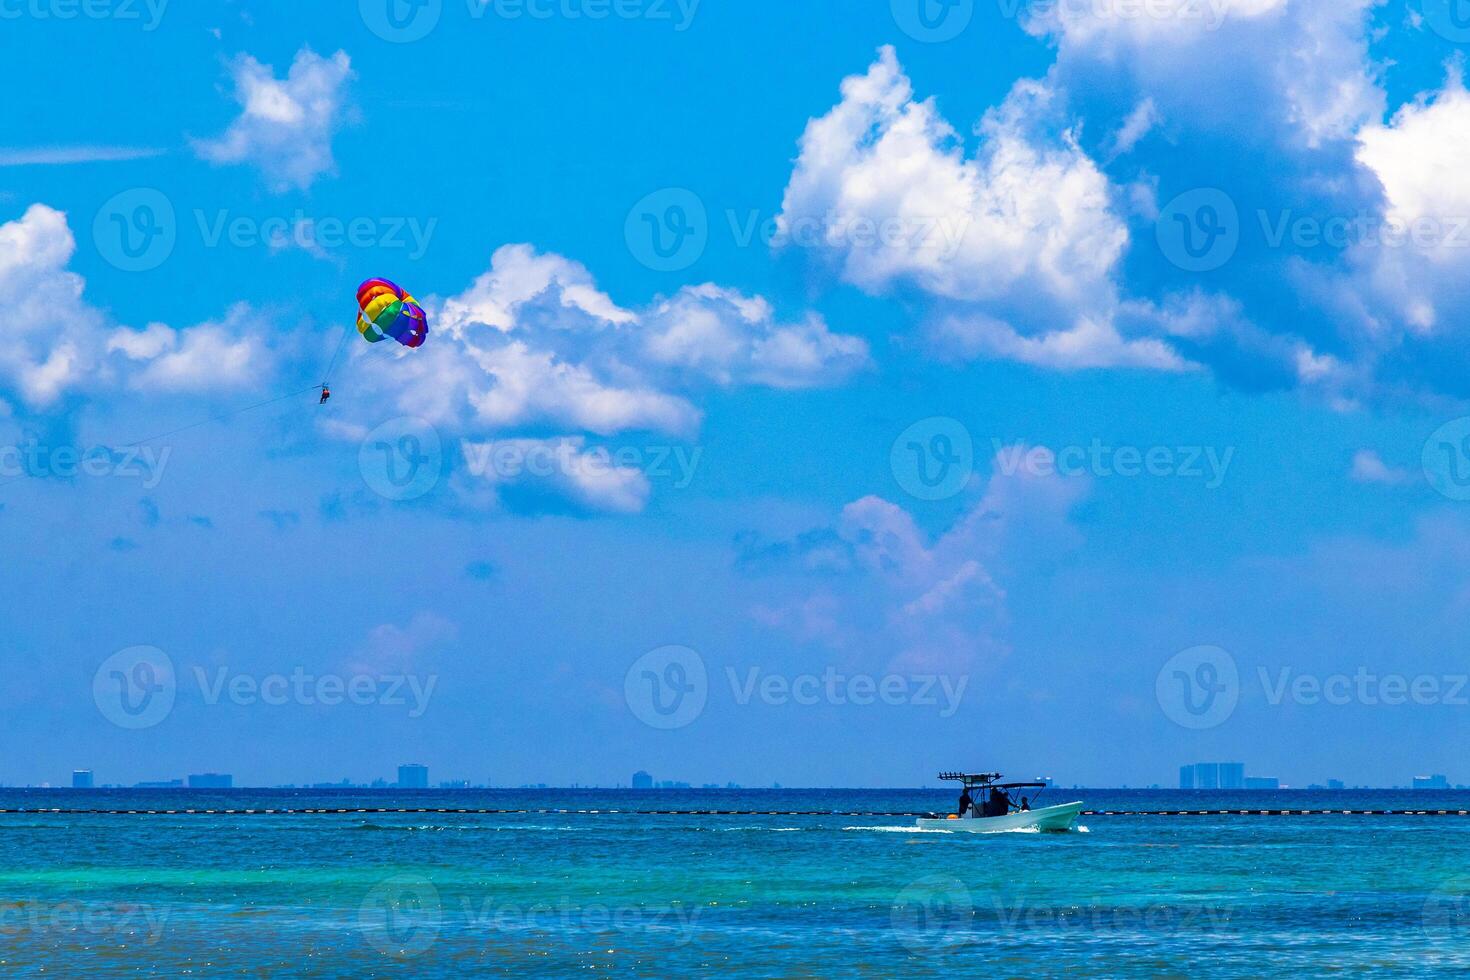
[135, 779, 184, 789]
[1413, 774, 1450, 789]
[188, 773, 232, 789]
[1327, 779, 1344, 790]
[1244, 777, 1279, 790]
[71, 770, 93, 789]
[439, 780, 471, 790]
[1179, 762, 1246, 790]
[398, 764, 429, 789]
[631, 771, 653, 789]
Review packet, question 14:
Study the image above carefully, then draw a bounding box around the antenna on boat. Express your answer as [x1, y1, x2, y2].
[938, 772, 1002, 787]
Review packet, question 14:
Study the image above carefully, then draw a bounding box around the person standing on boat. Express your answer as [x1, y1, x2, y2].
[957, 786, 974, 817]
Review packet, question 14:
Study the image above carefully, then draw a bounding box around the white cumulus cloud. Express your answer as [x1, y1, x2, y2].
[194, 47, 354, 192]
[0, 204, 103, 407]
[109, 305, 265, 393]
[779, 47, 1128, 309]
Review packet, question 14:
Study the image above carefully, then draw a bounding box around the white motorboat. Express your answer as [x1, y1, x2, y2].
[915, 772, 1083, 833]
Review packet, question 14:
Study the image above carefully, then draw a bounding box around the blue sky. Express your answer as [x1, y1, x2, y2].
[4, 0, 1470, 788]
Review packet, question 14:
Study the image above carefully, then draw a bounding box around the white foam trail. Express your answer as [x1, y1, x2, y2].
[718, 826, 801, 832]
[844, 824, 1090, 836]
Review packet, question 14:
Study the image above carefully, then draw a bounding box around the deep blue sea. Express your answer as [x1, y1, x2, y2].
[2, 788, 1468, 976]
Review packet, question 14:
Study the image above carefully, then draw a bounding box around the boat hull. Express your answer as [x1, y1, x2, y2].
[915, 801, 1084, 833]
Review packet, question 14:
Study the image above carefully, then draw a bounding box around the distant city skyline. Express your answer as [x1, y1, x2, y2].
[21, 761, 1469, 791]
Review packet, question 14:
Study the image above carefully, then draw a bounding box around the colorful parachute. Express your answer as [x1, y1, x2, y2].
[356, 278, 428, 348]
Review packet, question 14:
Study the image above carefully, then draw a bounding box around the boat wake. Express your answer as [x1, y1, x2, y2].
[844, 823, 1091, 836]
[354, 822, 574, 833]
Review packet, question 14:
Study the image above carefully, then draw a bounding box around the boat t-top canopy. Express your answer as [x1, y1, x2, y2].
[938, 772, 1049, 791]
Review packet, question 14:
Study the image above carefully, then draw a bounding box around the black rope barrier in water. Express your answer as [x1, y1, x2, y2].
[0, 807, 1467, 817]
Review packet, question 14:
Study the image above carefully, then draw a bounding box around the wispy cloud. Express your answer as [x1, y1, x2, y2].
[1349, 450, 1416, 487]
[0, 146, 167, 167]
[192, 47, 354, 192]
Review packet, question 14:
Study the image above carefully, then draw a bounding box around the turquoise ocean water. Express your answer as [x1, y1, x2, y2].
[2, 788, 1468, 976]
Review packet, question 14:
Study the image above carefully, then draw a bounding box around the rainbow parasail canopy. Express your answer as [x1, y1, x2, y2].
[356, 278, 428, 348]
